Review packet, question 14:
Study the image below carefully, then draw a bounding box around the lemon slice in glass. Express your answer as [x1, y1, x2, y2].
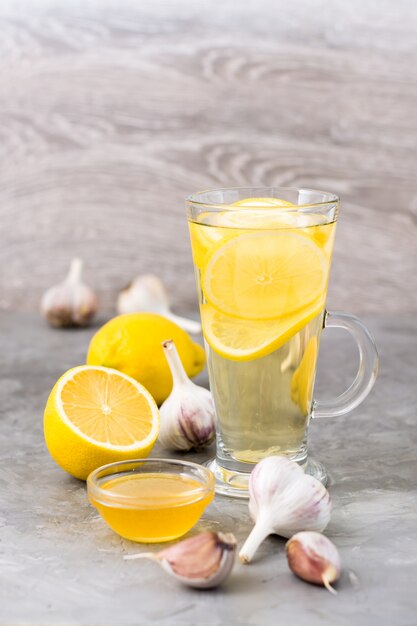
[202, 230, 328, 320]
[231, 197, 294, 208]
[201, 300, 324, 361]
[189, 198, 294, 267]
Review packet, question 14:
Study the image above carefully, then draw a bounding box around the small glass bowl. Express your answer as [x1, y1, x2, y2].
[87, 458, 215, 543]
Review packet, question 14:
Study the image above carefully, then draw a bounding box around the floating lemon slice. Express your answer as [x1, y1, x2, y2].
[189, 197, 334, 269]
[188, 213, 229, 268]
[231, 197, 295, 208]
[228, 197, 334, 251]
[202, 230, 328, 320]
[189, 198, 295, 267]
[201, 300, 324, 361]
[44, 365, 160, 480]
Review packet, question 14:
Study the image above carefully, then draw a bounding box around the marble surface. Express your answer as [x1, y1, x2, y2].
[0, 312, 416, 625]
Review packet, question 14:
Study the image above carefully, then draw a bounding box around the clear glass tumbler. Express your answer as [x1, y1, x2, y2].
[187, 187, 378, 498]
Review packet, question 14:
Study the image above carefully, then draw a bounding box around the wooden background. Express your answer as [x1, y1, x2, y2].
[1, 0, 416, 314]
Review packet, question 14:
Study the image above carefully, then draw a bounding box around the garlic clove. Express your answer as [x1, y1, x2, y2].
[40, 258, 98, 328]
[124, 531, 237, 589]
[239, 456, 332, 564]
[117, 275, 169, 314]
[286, 531, 341, 594]
[117, 274, 201, 334]
[158, 339, 216, 451]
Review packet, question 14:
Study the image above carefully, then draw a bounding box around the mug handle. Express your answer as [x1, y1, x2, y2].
[312, 311, 379, 419]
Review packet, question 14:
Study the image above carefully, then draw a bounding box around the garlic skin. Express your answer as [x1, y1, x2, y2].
[239, 456, 332, 564]
[124, 531, 237, 589]
[159, 339, 216, 451]
[286, 531, 341, 594]
[117, 274, 201, 334]
[40, 258, 98, 328]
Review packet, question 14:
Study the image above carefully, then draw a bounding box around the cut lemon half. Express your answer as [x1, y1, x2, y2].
[201, 300, 324, 361]
[202, 231, 328, 320]
[44, 365, 160, 480]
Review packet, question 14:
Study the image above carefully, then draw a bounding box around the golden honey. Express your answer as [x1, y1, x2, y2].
[89, 471, 214, 543]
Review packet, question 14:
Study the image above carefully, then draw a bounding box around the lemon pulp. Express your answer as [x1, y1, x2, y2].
[44, 365, 160, 480]
[202, 230, 327, 321]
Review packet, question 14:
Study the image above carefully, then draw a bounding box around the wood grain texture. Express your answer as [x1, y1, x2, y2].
[0, 0, 416, 314]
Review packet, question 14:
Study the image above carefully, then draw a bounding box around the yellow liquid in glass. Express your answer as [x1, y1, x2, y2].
[90, 473, 213, 543]
[188, 211, 336, 466]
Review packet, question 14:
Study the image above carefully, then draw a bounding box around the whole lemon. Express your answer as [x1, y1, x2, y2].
[86, 313, 205, 405]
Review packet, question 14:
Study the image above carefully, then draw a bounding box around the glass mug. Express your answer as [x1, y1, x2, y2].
[186, 187, 378, 498]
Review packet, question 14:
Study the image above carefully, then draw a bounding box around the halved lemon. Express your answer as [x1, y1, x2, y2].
[44, 365, 160, 480]
[202, 231, 328, 320]
[201, 300, 324, 361]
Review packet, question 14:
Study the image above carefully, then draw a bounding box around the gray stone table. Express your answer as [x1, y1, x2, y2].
[0, 312, 416, 626]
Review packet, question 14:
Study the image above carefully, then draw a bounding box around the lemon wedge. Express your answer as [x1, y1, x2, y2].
[44, 365, 160, 479]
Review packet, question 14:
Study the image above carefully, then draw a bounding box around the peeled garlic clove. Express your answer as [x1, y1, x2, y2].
[286, 531, 341, 594]
[117, 274, 201, 334]
[239, 456, 332, 564]
[124, 532, 237, 589]
[40, 258, 98, 328]
[159, 339, 216, 451]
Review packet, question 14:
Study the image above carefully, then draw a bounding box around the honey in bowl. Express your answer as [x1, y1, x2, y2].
[87, 459, 215, 543]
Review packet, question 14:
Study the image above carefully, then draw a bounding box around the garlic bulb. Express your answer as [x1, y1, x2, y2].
[40, 258, 98, 328]
[117, 274, 201, 334]
[286, 531, 341, 594]
[159, 339, 216, 451]
[124, 531, 237, 589]
[239, 456, 332, 564]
